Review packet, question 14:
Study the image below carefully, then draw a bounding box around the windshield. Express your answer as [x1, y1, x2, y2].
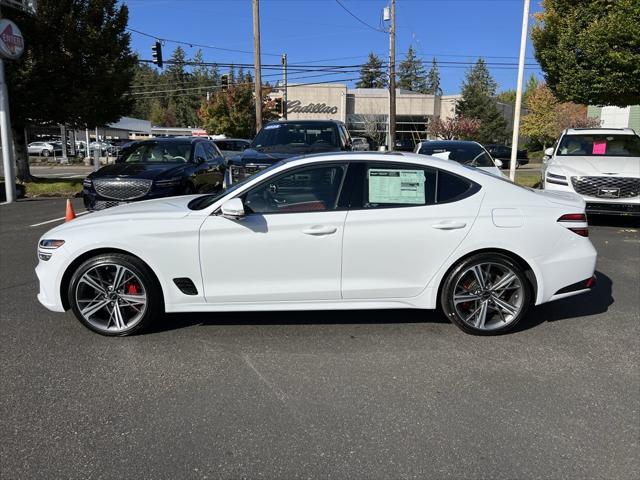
[418, 143, 495, 167]
[251, 123, 340, 153]
[188, 160, 287, 210]
[122, 142, 192, 163]
[557, 134, 640, 157]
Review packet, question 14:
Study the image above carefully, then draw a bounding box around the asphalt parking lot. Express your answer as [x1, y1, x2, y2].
[1, 199, 638, 480]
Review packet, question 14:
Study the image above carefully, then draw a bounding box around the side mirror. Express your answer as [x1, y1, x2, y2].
[221, 198, 245, 219]
[544, 147, 554, 157]
[494, 159, 503, 168]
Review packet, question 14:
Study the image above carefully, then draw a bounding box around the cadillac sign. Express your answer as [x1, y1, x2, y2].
[0, 19, 24, 60]
[286, 100, 338, 115]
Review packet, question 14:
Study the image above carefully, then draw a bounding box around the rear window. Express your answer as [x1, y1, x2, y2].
[557, 134, 640, 157]
[418, 143, 495, 167]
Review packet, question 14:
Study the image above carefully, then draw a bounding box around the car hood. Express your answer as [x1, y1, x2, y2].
[45, 196, 198, 235]
[548, 155, 640, 177]
[228, 149, 300, 166]
[88, 162, 188, 180]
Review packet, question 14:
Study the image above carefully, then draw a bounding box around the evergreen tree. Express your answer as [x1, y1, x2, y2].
[456, 59, 508, 144]
[166, 46, 199, 127]
[6, 0, 136, 180]
[424, 58, 442, 95]
[397, 46, 426, 92]
[228, 64, 236, 85]
[130, 62, 161, 120]
[356, 53, 387, 88]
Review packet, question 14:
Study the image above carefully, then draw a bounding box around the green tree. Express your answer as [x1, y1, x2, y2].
[6, 0, 135, 180]
[424, 58, 441, 95]
[130, 62, 161, 120]
[356, 53, 387, 88]
[521, 85, 558, 148]
[165, 46, 199, 127]
[532, 0, 640, 107]
[456, 59, 508, 144]
[397, 46, 426, 92]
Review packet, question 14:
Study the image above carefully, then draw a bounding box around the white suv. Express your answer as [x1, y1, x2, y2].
[543, 128, 640, 216]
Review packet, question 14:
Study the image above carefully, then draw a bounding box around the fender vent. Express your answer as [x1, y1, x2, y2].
[173, 277, 198, 296]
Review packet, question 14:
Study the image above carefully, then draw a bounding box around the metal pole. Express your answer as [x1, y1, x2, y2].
[252, 0, 263, 132]
[93, 126, 100, 171]
[282, 53, 288, 120]
[85, 128, 90, 163]
[0, 59, 16, 203]
[388, 0, 396, 151]
[509, 0, 530, 182]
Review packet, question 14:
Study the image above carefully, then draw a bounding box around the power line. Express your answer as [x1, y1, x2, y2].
[126, 27, 281, 57]
[334, 0, 387, 33]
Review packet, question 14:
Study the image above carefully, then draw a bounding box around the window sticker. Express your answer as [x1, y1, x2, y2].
[592, 140, 606, 155]
[368, 168, 426, 204]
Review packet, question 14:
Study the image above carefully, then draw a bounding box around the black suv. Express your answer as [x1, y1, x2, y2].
[227, 120, 353, 184]
[485, 144, 529, 168]
[83, 137, 225, 210]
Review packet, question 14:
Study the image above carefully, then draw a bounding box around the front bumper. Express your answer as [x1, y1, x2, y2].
[544, 177, 640, 216]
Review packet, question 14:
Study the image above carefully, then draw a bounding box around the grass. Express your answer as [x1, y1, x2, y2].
[23, 178, 83, 197]
[514, 170, 542, 188]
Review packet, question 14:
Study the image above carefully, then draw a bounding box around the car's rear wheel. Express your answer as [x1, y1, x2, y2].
[41, 149, 50, 157]
[440, 253, 531, 335]
[68, 254, 162, 336]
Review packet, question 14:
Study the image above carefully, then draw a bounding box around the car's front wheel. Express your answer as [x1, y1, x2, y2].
[68, 253, 162, 336]
[41, 149, 50, 157]
[440, 253, 531, 335]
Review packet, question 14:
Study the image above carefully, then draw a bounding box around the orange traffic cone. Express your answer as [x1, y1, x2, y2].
[65, 199, 76, 222]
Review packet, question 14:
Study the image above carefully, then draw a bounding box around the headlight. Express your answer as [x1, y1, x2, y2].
[38, 239, 65, 261]
[39, 239, 65, 249]
[82, 178, 92, 187]
[546, 171, 568, 186]
[155, 177, 182, 187]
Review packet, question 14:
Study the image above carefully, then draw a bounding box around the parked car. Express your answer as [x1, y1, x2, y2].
[543, 128, 640, 216]
[89, 141, 116, 156]
[227, 120, 353, 184]
[28, 141, 56, 157]
[212, 138, 251, 160]
[37, 151, 597, 337]
[485, 144, 529, 168]
[415, 140, 503, 176]
[82, 137, 226, 211]
[351, 137, 370, 151]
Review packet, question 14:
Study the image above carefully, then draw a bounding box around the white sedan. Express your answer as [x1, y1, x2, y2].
[36, 152, 597, 336]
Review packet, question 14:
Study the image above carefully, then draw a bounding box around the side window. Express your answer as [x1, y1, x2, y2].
[244, 165, 346, 214]
[437, 170, 476, 203]
[362, 164, 436, 208]
[204, 142, 221, 161]
[194, 143, 207, 162]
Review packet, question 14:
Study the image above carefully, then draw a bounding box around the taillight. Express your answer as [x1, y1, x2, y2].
[558, 213, 588, 237]
[558, 213, 587, 222]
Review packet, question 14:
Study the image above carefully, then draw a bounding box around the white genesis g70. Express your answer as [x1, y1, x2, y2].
[36, 152, 597, 336]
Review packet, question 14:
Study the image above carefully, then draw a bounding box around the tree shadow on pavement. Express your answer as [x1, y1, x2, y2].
[515, 270, 613, 332]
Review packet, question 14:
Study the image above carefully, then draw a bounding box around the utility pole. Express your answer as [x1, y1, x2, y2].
[388, 0, 396, 151]
[281, 53, 288, 120]
[509, 0, 530, 182]
[252, 0, 263, 133]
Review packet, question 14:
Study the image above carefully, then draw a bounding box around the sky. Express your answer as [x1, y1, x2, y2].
[122, 0, 544, 95]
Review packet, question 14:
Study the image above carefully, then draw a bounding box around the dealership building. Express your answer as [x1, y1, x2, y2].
[276, 83, 516, 148]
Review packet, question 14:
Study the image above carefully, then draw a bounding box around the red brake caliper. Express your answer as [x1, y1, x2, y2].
[126, 283, 139, 295]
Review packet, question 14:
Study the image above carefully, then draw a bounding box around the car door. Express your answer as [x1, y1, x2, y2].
[341, 162, 482, 299]
[199, 163, 349, 303]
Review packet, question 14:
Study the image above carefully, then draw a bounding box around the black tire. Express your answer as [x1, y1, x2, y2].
[440, 253, 532, 335]
[68, 253, 162, 336]
[41, 149, 50, 157]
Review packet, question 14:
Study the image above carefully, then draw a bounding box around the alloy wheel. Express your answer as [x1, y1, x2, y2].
[74, 263, 147, 333]
[452, 262, 524, 331]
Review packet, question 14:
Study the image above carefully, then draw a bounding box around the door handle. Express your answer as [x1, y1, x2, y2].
[432, 222, 467, 230]
[302, 225, 337, 236]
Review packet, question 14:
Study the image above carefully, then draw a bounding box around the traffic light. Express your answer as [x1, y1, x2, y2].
[151, 41, 163, 68]
[274, 97, 283, 116]
[221, 74, 229, 90]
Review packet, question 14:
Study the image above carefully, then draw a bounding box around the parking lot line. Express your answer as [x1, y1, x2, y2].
[30, 210, 88, 227]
